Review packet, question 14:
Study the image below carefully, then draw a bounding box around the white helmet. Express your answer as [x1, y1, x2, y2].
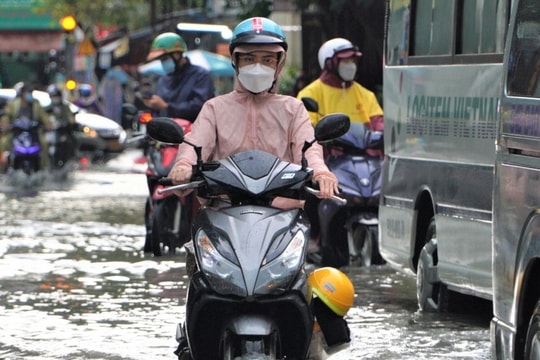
[317, 38, 362, 70]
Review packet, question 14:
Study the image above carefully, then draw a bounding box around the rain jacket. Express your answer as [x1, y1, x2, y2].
[174, 87, 328, 177]
[154, 58, 215, 122]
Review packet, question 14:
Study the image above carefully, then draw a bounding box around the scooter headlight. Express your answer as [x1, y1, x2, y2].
[195, 229, 246, 297]
[254, 230, 306, 295]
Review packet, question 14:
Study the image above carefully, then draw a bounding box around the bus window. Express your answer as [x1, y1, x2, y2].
[385, 1, 411, 65]
[390, 0, 507, 65]
[507, 16, 540, 97]
[413, 0, 453, 56]
[460, 0, 504, 54]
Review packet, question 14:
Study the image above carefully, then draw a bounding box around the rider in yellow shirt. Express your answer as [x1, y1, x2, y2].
[297, 38, 384, 260]
[297, 37, 383, 132]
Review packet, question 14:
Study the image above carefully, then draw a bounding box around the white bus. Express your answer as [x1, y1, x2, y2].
[492, 0, 540, 358]
[380, 0, 509, 312]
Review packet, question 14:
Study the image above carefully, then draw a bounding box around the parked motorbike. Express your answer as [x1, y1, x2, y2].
[302, 97, 385, 267]
[143, 118, 196, 257]
[147, 115, 354, 360]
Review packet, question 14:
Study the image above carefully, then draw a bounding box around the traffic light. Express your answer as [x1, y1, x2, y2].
[65, 79, 77, 91]
[60, 15, 77, 32]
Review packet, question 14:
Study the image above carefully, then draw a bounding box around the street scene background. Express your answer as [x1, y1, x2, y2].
[0, 150, 492, 360]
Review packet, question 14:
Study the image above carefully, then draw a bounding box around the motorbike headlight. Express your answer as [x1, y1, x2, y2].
[81, 126, 98, 138]
[195, 229, 246, 297]
[254, 230, 306, 295]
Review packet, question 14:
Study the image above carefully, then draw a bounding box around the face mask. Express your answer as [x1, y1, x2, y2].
[138, 60, 163, 76]
[161, 58, 176, 74]
[338, 62, 357, 81]
[24, 93, 34, 103]
[238, 63, 276, 93]
[138, 57, 176, 76]
[51, 96, 62, 105]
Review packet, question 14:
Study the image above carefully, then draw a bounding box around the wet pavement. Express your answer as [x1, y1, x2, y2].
[0, 150, 492, 359]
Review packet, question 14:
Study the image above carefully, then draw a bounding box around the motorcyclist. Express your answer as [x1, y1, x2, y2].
[0, 82, 51, 172]
[140, 32, 215, 122]
[167, 17, 340, 359]
[46, 84, 79, 165]
[297, 37, 383, 132]
[140, 32, 215, 253]
[297, 38, 384, 255]
[168, 18, 338, 201]
[73, 83, 105, 116]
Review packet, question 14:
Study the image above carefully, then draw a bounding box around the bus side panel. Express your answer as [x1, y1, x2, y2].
[437, 214, 492, 298]
[493, 157, 540, 357]
[381, 64, 500, 297]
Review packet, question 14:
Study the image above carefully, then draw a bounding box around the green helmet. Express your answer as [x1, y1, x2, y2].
[148, 32, 187, 60]
[229, 17, 287, 55]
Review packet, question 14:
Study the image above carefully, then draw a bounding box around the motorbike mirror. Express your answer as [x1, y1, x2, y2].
[315, 113, 351, 142]
[122, 103, 138, 116]
[147, 117, 185, 144]
[301, 97, 319, 113]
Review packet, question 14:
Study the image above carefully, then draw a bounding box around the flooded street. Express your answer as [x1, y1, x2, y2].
[0, 151, 491, 360]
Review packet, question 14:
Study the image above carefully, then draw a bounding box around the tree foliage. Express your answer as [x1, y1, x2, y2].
[230, 0, 273, 19]
[35, 0, 149, 32]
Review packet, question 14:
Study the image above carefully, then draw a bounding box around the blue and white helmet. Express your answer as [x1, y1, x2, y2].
[229, 17, 288, 55]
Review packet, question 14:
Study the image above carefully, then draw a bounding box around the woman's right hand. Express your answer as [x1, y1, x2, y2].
[168, 163, 194, 197]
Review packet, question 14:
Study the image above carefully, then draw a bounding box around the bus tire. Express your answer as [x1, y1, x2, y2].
[524, 299, 540, 359]
[416, 220, 447, 312]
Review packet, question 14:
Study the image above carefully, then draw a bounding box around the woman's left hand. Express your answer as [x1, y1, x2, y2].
[313, 171, 339, 199]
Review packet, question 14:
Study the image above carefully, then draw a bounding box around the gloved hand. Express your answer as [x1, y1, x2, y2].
[313, 171, 339, 199]
[168, 162, 193, 197]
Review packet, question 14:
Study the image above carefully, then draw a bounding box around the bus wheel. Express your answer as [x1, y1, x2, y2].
[525, 299, 540, 359]
[416, 220, 447, 312]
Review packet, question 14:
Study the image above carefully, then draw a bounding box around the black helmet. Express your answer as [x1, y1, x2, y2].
[229, 17, 288, 55]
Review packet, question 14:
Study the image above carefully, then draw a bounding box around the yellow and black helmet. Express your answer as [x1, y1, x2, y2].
[307, 267, 355, 317]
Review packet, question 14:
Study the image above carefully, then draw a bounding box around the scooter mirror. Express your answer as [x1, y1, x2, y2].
[147, 117, 185, 144]
[315, 113, 350, 142]
[301, 97, 319, 113]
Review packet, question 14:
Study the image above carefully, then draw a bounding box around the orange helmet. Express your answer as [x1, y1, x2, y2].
[307, 267, 355, 316]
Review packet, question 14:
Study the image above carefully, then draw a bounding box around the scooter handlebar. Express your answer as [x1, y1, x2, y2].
[157, 177, 173, 186]
[156, 180, 205, 195]
[304, 186, 347, 206]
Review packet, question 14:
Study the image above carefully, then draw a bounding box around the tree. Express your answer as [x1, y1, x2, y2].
[35, 0, 149, 32]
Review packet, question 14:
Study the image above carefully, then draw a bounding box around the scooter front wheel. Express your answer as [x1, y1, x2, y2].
[349, 225, 374, 267]
[151, 196, 183, 256]
[220, 331, 277, 360]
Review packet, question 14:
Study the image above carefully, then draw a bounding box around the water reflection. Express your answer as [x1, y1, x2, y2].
[0, 160, 491, 359]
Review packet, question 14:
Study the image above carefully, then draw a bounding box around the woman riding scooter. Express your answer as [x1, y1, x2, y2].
[165, 17, 352, 359]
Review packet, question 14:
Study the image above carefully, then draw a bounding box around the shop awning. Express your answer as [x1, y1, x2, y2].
[0, 31, 63, 52]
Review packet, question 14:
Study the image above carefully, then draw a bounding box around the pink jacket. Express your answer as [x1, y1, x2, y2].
[174, 88, 330, 177]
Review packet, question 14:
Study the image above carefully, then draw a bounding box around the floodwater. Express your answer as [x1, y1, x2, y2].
[0, 150, 492, 360]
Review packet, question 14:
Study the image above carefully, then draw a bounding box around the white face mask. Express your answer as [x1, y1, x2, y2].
[238, 63, 276, 93]
[338, 62, 357, 81]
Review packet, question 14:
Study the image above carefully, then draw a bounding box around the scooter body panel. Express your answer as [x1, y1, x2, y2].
[186, 204, 313, 359]
[319, 122, 384, 266]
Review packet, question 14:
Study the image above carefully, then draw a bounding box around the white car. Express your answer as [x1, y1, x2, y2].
[0, 88, 127, 161]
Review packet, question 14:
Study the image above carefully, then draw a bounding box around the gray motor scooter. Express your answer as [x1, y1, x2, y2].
[147, 114, 352, 360]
